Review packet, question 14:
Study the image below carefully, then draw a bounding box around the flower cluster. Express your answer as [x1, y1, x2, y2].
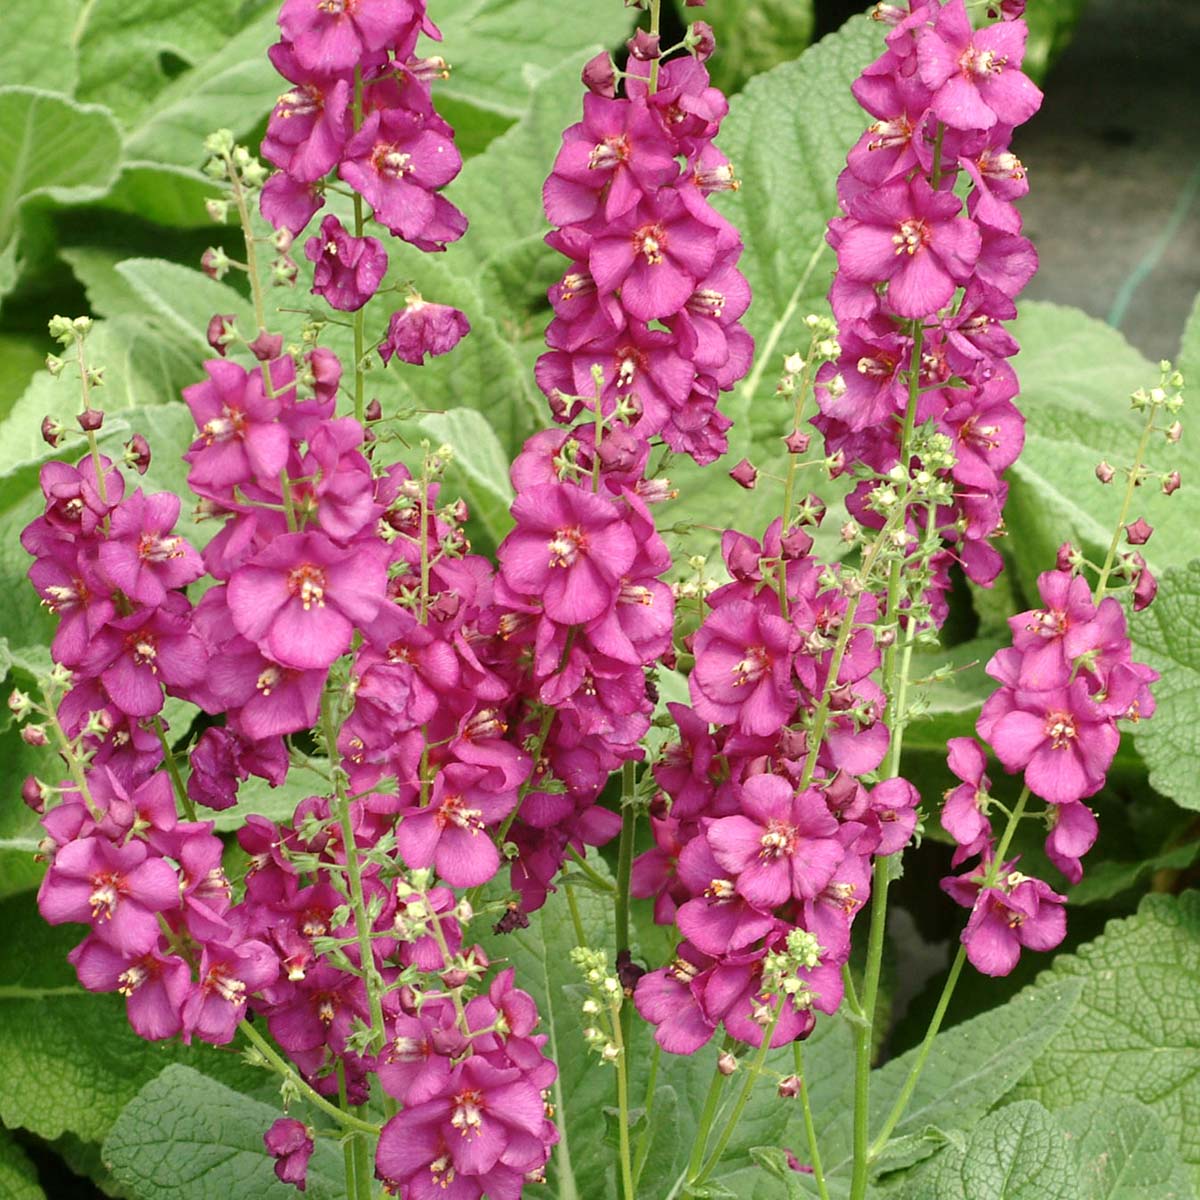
[538, 24, 752, 466]
[815, 0, 1042, 596]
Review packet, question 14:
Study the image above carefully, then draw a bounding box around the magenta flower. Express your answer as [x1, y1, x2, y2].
[707, 776, 844, 908]
[28, 549, 116, 669]
[689, 599, 797, 737]
[260, 172, 324, 236]
[264, 1118, 314, 1192]
[227, 532, 387, 670]
[499, 484, 638, 625]
[941, 736, 993, 860]
[69, 938, 191, 1040]
[339, 110, 464, 247]
[1006, 570, 1098, 689]
[1045, 800, 1098, 884]
[396, 764, 517, 888]
[261, 43, 352, 182]
[978, 676, 1118, 805]
[377, 1007, 462, 1105]
[278, 0, 427, 73]
[634, 944, 718, 1054]
[588, 190, 719, 321]
[836, 176, 981, 318]
[182, 938, 278, 1044]
[38, 836, 180, 955]
[183, 360, 290, 496]
[917, 0, 1043, 131]
[379, 294, 471, 365]
[97, 489, 204, 606]
[946, 866, 1066, 976]
[304, 215, 388, 311]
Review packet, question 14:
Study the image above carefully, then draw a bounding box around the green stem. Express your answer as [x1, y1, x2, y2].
[564, 882, 588, 949]
[614, 759, 637, 1050]
[321, 695, 387, 1054]
[227, 157, 267, 335]
[240, 1020, 380, 1135]
[795, 1041, 831, 1200]
[566, 846, 616, 893]
[1096, 404, 1156, 598]
[611, 996, 636, 1200]
[778, 342, 819, 619]
[152, 716, 196, 821]
[648, 0, 662, 94]
[352, 65, 366, 424]
[632, 1042, 661, 1186]
[685, 1061, 729, 1183]
[352, 1112, 374, 1200]
[338, 1062, 357, 1200]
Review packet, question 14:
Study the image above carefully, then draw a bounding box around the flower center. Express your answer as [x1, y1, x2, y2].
[390, 1035, 429, 1062]
[963, 46, 1006, 76]
[980, 149, 1024, 180]
[451, 1089, 485, 1136]
[88, 873, 122, 920]
[138, 532, 185, 563]
[202, 405, 246, 444]
[730, 645, 769, 687]
[317, 0, 356, 14]
[619, 582, 653, 606]
[588, 134, 631, 171]
[759, 818, 799, 859]
[687, 288, 726, 318]
[118, 963, 148, 995]
[287, 563, 327, 610]
[371, 143, 413, 179]
[892, 219, 929, 256]
[1028, 607, 1068, 638]
[125, 632, 158, 669]
[277, 85, 321, 119]
[429, 1155, 456, 1185]
[204, 964, 246, 1005]
[435, 793, 485, 833]
[547, 525, 586, 568]
[1044, 710, 1077, 749]
[856, 353, 895, 379]
[867, 116, 913, 151]
[705, 877, 736, 901]
[614, 344, 646, 388]
[632, 222, 667, 265]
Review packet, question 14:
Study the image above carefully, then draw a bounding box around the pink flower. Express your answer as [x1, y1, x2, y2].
[97, 489, 204, 606]
[264, 1118, 314, 1192]
[261, 43, 352, 182]
[396, 765, 517, 887]
[182, 938, 278, 1044]
[917, 0, 1043, 131]
[1045, 800, 1097, 884]
[38, 837, 180, 955]
[304, 215, 388, 311]
[379, 295, 471, 365]
[941, 736, 993, 860]
[278, 0, 427, 73]
[634, 944, 719, 1054]
[69, 938, 191, 1040]
[260, 172, 325, 236]
[836, 176, 981, 318]
[707, 776, 844, 907]
[227, 531, 387, 670]
[498, 484, 638, 625]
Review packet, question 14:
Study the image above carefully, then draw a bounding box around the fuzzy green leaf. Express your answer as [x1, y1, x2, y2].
[0, 1126, 44, 1200]
[679, 0, 814, 97]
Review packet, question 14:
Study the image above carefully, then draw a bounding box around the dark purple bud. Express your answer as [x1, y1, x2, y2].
[780, 526, 813, 559]
[684, 0, 706, 6]
[1125, 517, 1153, 545]
[125, 433, 152, 475]
[616, 949, 645, 994]
[200, 247, 230, 280]
[778, 1074, 802, 1098]
[21, 776, 45, 813]
[492, 904, 530, 935]
[1094, 460, 1115, 484]
[627, 29, 661, 61]
[206, 313, 238, 355]
[581, 50, 617, 98]
[364, 397, 382, 423]
[797, 493, 827, 526]
[826, 450, 847, 477]
[783, 429, 810, 455]
[1055, 541, 1080, 572]
[777, 726, 807, 759]
[248, 330, 284, 362]
[686, 20, 716, 60]
[77, 409, 104, 432]
[729, 458, 758, 489]
[41, 416, 64, 447]
[1131, 555, 1158, 611]
[1163, 470, 1181, 495]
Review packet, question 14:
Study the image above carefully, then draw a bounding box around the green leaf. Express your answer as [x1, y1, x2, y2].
[1178, 288, 1200, 393]
[1070, 839, 1200, 906]
[95, 163, 216, 229]
[1004, 302, 1200, 595]
[0, 87, 122, 245]
[74, 0, 248, 126]
[815, 975, 1083, 1178]
[678, 0, 814, 97]
[1129, 560, 1200, 808]
[0, 0, 78, 93]
[102, 1064, 344, 1200]
[1022, 0, 1089, 82]
[0, 893, 260, 1144]
[434, 0, 633, 119]
[113, 258, 255, 350]
[1058, 1100, 1196, 1200]
[416, 407, 515, 544]
[0, 1126, 44, 1200]
[917, 1101, 1080, 1200]
[209, 770, 319, 833]
[1013, 892, 1200, 1182]
[714, 15, 884, 450]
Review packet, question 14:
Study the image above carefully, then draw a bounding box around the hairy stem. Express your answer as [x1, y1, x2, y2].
[1096, 404, 1156, 598]
[151, 716, 196, 821]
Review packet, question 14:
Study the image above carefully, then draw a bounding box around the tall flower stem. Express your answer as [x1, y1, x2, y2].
[795, 1040, 831, 1200]
[226, 153, 268, 336]
[848, 323, 925, 1200]
[1096, 403, 1157, 598]
[152, 715, 196, 821]
[614, 759, 637, 1048]
[632, 1042, 662, 1186]
[685, 1058, 730, 1185]
[611, 994, 637, 1200]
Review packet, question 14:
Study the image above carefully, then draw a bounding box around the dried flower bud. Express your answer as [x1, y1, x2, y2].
[77, 409, 104, 433]
[1165, 420, 1183, 443]
[581, 50, 616, 98]
[1163, 470, 1182, 495]
[205, 197, 229, 223]
[40, 416, 64, 447]
[1125, 517, 1153, 545]
[870, 2, 907, 23]
[20, 724, 48, 747]
[778, 1074, 802, 1098]
[686, 21, 716, 60]
[206, 313, 238, 354]
[124, 433, 152, 474]
[627, 29, 661, 61]
[248, 330, 284, 362]
[1129, 553, 1158, 610]
[717, 1051, 738, 1076]
[1095, 460, 1115, 484]
[616, 949, 646, 994]
[1055, 541, 1081, 572]
[364, 398, 383, 423]
[729, 458, 758, 489]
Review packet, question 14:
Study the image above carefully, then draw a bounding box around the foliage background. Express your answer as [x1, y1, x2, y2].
[1, 0, 1199, 1196]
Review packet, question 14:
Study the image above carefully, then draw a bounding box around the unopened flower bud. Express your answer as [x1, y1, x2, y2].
[20, 724, 48, 747]
[1055, 541, 1081, 572]
[270, 254, 298, 286]
[41, 416, 64, 447]
[77, 409, 104, 433]
[581, 50, 616, 98]
[1125, 517, 1154, 545]
[1095, 460, 1115, 484]
[825, 450, 846, 476]
[783, 430, 810, 454]
[44, 354, 66, 378]
[205, 197, 229, 223]
[124, 433, 152, 474]
[729, 458, 758, 489]
[201, 246, 231, 280]
[248, 330, 284, 362]
[1163, 470, 1182, 495]
[47, 314, 76, 343]
[717, 1051, 738, 1076]
[778, 1074, 802, 1098]
[8, 689, 32, 719]
[206, 313, 238, 355]
[627, 28, 661, 61]
[364, 398, 383, 423]
[21, 775, 45, 813]
[203, 128, 235, 157]
[686, 20, 715, 60]
[1166, 420, 1183, 443]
